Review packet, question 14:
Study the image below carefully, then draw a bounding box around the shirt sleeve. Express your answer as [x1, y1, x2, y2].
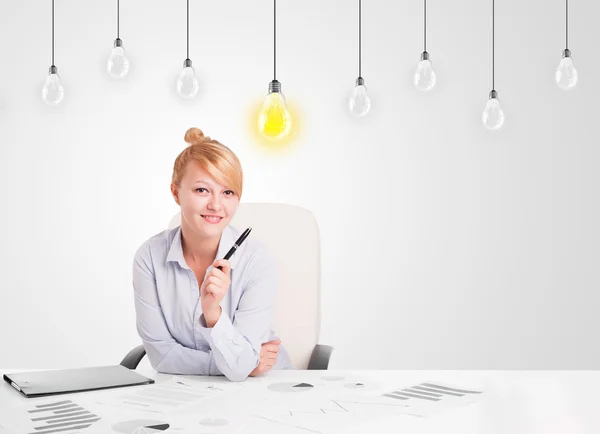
[132, 243, 221, 376]
[196, 247, 278, 382]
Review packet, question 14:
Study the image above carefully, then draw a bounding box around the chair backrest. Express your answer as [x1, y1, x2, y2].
[168, 202, 321, 370]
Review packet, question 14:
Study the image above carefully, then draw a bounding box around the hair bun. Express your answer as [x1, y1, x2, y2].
[184, 127, 206, 145]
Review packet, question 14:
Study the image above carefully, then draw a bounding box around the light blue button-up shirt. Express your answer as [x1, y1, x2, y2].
[132, 224, 293, 381]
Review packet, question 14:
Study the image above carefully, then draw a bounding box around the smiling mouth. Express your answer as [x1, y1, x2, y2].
[201, 215, 223, 224]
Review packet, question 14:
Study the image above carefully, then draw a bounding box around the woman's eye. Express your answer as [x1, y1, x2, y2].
[224, 190, 235, 196]
[194, 188, 208, 193]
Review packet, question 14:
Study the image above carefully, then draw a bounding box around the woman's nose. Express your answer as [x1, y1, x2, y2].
[207, 196, 222, 210]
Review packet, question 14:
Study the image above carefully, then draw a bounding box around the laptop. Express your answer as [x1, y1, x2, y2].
[3, 365, 155, 398]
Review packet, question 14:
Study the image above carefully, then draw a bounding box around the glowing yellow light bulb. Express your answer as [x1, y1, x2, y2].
[258, 80, 292, 141]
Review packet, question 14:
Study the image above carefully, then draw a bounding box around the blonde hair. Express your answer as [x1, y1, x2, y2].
[172, 127, 243, 198]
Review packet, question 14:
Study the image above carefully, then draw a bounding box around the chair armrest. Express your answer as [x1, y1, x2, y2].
[307, 344, 334, 370]
[120, 345, 146, 370]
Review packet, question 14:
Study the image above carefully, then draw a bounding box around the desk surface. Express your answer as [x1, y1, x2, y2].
[1, 368, 599, 434]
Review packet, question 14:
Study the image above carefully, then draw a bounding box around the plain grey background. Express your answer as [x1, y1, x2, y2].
[0, 0, 598, 370]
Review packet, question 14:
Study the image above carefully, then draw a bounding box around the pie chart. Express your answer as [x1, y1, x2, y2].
[267, 381, 315, 393]
[112, 420, 170, 434]
[343, 381, 380, 391]
[344, 382, 366, 389]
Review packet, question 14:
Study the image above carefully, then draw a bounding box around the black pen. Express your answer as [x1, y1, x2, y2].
[217, 227, 252, 270]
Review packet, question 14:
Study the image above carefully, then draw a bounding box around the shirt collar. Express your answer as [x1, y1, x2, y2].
[166, 225, 237, 270]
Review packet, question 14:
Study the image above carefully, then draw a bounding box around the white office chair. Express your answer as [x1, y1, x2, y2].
[121, 202, 333, 370]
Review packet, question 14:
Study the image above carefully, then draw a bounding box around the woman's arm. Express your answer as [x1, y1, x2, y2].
[132, 244, 221, 376]
[196, 248, 278, 381]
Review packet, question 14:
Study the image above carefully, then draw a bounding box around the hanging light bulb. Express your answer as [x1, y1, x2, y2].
[42, 0, 64, 106]
[257, 1, 292, 141]
[107, 38, 130, 79]
[555, 50, 577, 90]
[555, 1, 577, 90]
[176, 0, 199, 99]
[482, 0, 504, 130]
[349, 0, 371, 116]
[107, 1, 129, 79]
[414, 52, 436, 91]
[177, 59, 199, 99]
[349, 77, 371, 116]
[258, 80, 292, 141]
[42, 65, 65, 106]
[414, 1, 436, 91]
[482, 90, 505, 130]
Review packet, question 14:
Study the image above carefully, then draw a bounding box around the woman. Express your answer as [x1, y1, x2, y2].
[132, 127, 293, 381]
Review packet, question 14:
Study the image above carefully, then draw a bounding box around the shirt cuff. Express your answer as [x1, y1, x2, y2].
[196, 311, 248, 367]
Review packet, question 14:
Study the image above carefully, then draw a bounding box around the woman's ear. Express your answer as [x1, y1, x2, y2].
[170, 183, 180, 206]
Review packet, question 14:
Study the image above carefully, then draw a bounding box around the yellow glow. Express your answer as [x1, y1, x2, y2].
[258, 92, 292, 141]
[248, 99, 301, 153]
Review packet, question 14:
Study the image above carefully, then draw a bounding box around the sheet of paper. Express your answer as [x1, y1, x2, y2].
[247, 376, 486, 433]
[6, 397, 102, 434]
[250, 374, 410, 433]
[91, 376, 243, 415]
[378, 380, 485, 418]
[84, 412, 249, 434]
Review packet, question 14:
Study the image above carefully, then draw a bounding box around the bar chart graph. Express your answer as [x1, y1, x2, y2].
[27, 399, 100, 434]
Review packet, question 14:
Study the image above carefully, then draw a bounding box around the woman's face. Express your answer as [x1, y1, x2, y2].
[172, 162, 240, 239]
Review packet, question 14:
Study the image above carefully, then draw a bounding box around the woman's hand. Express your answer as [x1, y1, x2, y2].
[249, 339, 280, 377]
[200, 259, 231, 327]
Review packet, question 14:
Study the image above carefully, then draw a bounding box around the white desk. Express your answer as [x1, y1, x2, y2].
[1, 368, 599, 434]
